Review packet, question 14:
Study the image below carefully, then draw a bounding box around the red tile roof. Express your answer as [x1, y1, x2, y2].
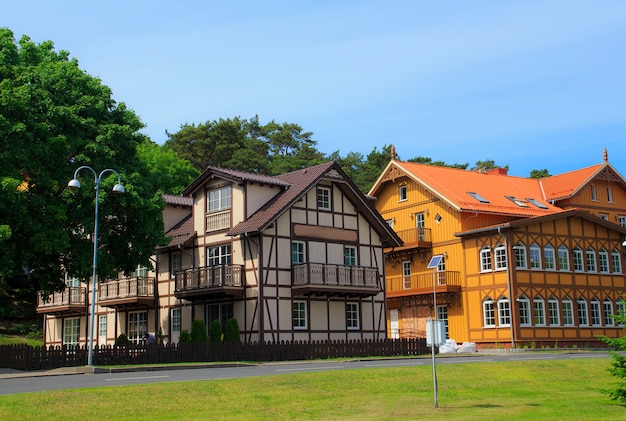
[539, 163, 605, 201]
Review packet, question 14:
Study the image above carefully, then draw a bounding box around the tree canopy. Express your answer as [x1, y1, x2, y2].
[0, 29, 171, 296]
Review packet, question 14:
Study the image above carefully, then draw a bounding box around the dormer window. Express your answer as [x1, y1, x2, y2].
[208, 186, 232, 213]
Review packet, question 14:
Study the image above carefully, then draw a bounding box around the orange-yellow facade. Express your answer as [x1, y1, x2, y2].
[371, 150, 626, 348]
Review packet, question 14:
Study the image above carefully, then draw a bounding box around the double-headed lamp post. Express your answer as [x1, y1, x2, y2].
[68, 166, 125, 366]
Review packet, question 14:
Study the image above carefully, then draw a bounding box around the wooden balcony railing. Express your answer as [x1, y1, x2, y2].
[395, 227, 431, 246]
[292, 263, 381, 296]
[206, 210, 231, 232]
[174, 265, 245, 299]
[36, 287, 86, 314]
[387, 271, 461, 298]
[98, 277, 155, 309]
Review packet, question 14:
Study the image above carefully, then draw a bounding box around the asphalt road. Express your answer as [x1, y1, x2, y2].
[0, 351, 610, 396]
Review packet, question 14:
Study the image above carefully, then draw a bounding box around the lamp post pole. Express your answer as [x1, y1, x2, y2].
[427, 255, 444, 409]
[68, 166, 125, 367]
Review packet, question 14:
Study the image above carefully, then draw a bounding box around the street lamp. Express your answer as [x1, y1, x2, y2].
[68, 166, 125, 367]
[427, 254, 444, 409]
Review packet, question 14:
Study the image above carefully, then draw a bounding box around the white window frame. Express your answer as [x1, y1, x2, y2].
[293, 301, 307, 329]
[573, 247, 584, 272]
[557, 245, 569, 271]
[480, 247, 492, 272]
[598, 249, 609, 273]
[171, 308, 181, 335]
[402, 260, 411, 289]
[619, 216, 626, 228]
[344, 246, 357, 266]
[208, 185, 232, 213]
[497, 298, 511, 327]
[533, 296, 546, 326]
[98, 315, 107, 340]
[612, 249, 622, 274]
[514, 243, 527, 269]
[63, 317, 80, 347]
[437, 305, 449, 338]
[518, 296, 531, 326]
[590, 298, 602, 326]
[607, 186, 613, 203]
[292, 241, 306, 264]
[591, 184, 597, 201]
[586, 248, 596, 272]
[562, 298, 574, 326]
[207, 244, 231, 266]
[494, 244, 507, 271]
[171, 250, 182, 275]
[317, 186, 331, 210]
[617, 300, 625, 327]
[577, 298, 589, 327]
[529, 243, 541, 269]
[483, 298, 495, 328]
[548, 297, 560, 326]
[129, 311, 148, 344]
[604, 299, 615, 326]
[346, 302, 359, 330]
[399, 185, 407, 202]
[543, 244, 555, 270]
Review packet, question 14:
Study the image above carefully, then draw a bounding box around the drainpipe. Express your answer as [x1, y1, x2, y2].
[498, 226, 515, 349]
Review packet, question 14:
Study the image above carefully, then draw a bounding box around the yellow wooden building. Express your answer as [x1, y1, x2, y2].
[369, 148, 626, 348]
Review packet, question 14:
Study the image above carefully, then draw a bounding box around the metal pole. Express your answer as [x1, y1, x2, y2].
[432, 267, 438, 408]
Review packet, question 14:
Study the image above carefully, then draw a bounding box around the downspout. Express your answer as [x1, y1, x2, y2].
[498, 227, 515, 349]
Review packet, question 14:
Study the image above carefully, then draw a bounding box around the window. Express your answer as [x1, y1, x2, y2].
[612, 249, 622, 273]
[518, 296, 531, 326]
[435, 214, 442, 224]
[344, 246, 357, 266]
[63, 317, 80, 347]
[483, 298, 495, 327]
[498, 298, 511, 326]
[437, 255, 446, 272]
[131, 265, 148, 278]
[590, 298, 602, 326]
[437, 305, 449, 338]
[317, 187, 331, 210]
[415, 212, 426, 240]
[399, 185, 407, 201]
[514, 243, 527, 269]
[480, 246, 492, 272]
[573, 247, 584, 272]
[171, 251, 182, 275]
[548, 297, 560, 326]
[292, 241, 305, 264]
[99, 315, 107, 339]
[529, 243, 541, 269]
[599, 213, 609, 221]
[586, 248, 596, 272]
[171, 308, 181, 336]
[208, 186, 232, 213]
[467, 192, 489, 203]
[346, 303, 359, 330]
[577, 298, 589, 326]
[207, 244, 231, 266]
[543, 244, 555, 270]
[385, 219, 394, 229]
[591, 184, 597, 201]
[533, 296, 545, 326]
[598, 249, 609, 273]
[617, 300, 625, 327]
[494, 244, 507, 270]
[293, 301, 307, 329]
[619, 216, 626, 228]
[607, 186, 613, 202]
[505, 196, 529, 207]
[562, 298, 574, 326]
[604, 299, 614, 326]
[557, 246, 569, 271]
[526, 198, 549, 209]
[208, 303, 233, 330]
[128, 311, 147, 343]
[402, 260, 411, 289]
[65, 274, 81, 304]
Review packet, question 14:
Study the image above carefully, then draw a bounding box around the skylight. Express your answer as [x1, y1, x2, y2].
[526, 198, 549, 209]
[467, 192, 489, 203]
[505, 196, 529, 207]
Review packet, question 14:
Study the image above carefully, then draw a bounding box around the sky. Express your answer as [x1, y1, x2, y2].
[2, 1, 625, 177]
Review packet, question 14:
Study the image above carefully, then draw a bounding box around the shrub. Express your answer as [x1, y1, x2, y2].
[191, 319, 207, 343]
[600, 296, 626, 403]
[115, 333, 129, 346]
[209, 319, 223, 342]
[224, 318, 240, 342]
[179, 330, 191, 343]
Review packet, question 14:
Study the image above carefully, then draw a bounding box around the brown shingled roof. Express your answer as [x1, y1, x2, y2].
[159, 214, 196, 250]
[163, 194, 193, 207]
[183, 166, 290, 196]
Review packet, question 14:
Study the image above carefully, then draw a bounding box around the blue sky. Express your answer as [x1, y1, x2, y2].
[3, 1, 625, 177]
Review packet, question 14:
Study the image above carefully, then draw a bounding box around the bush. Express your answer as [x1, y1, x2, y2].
[179, 330, 191, 343]
[600, 297, 626, 403]
[224, 318, 240, 342]
[191, 319, 207, 343]
[209, 319, 223, 342]
[115, 333, 129, 346]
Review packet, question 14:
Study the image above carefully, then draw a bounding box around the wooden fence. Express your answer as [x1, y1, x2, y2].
[0, 338, 428, 371]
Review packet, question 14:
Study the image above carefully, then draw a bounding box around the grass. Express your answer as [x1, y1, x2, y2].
[0, 358, 624, 420]
[0, 334, 43, 347]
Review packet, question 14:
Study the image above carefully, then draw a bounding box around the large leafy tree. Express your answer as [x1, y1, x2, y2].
[0, 28, 169, 297]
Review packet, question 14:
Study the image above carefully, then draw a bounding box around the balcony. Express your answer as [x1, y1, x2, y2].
[292, 263, 381, 297]
[206, 210, 230, 232]
[394, 227, 432, 249]
[387, 271, 461, 298]
[98, 277, 155, 309]
[37, 287, 86, 315]
[174, 265, 245, 300]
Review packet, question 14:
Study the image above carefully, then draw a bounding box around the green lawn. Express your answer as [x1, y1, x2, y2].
[1, 358, 623, 420]
[0, 334, 43, 347]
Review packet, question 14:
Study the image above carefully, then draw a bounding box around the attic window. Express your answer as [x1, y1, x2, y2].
[526, 198, 549, 210]
[505, 196, 529, 208]
[467, 192, 489, 203]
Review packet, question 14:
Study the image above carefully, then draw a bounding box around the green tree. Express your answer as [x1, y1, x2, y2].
[224, 317, 240, 342]
[0, 29, 168, 296]
[600, 299, 626, 403]
[265, 121, 325, 174]
[190, 319, 207, 343]
[209, 319, 223, 342]
[135, 140, 199, 195]
[530, 168, 551, 179]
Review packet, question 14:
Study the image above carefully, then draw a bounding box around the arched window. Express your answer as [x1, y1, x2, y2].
[604, 299, 615, 326]
[514, 242, 527, 269]
[612, 249, 622, 274]
[562, 297, 574, 326]
[573, 247, 584, 272]
[480, 246, 492, 272]
[577, 298, 589, 326]
[497, 297, 511, 326]
[586, 248, 597, 272]
[558, 245, 569, 271]
[483, 298, 495, 327]
[518, 295, 531, 326]
[590, 298, 602, 326]
[598, 249, 609, 273]
[543, 244, 555, 270]
[494, 243, 507, 270]
[591, 184, 597, 201]
[607, 186, 613, 203]
[529, 243, 541, 269]
[533, 296, 545, 326]
[548, 296, 560, 325]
